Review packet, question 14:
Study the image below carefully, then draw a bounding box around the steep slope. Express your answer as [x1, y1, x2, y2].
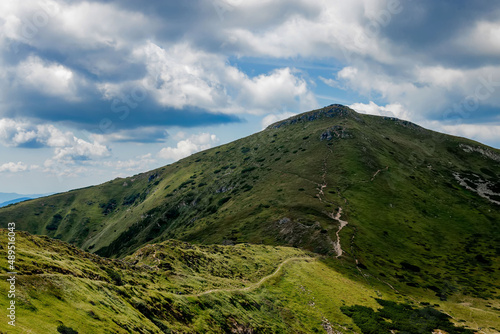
[1, 230, 496, 333]
[1, 104, 499, 304]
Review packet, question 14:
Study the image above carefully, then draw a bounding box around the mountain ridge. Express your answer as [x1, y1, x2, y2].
[0, 104, 499, 332]
[1, 104, 498, 296]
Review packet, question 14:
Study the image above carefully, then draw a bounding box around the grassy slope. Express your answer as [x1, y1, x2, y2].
[1, 230, 498, 334]
[0, 230, 310, 333]
[0, 105, 499, 331]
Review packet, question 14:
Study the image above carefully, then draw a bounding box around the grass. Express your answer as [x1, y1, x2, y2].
[0, 230, 313, 333]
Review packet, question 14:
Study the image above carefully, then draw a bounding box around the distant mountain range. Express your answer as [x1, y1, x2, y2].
[0, 192, 52, 208]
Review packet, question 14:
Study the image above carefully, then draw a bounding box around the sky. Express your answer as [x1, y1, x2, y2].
[1, 0, 499, 194]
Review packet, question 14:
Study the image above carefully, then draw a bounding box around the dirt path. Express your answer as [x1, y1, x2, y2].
[315, 145, 350, 258]
[328, 208, 349, 257]
[371, 166, 388, 181]
[185, 257, 315, 297]
[316, 149, 332, 202]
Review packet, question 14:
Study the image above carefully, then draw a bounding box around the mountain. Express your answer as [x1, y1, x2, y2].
[0, 104, 499, 333]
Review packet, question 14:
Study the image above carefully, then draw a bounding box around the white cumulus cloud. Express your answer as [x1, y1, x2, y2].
[0, 161, 28, 173]
[0, 118, 111, 168]
[0, 119, 73, 148]
[349, 101, 411, 120]
[15, 56, 78, 101]
[50, 138, 110, 163]
[109, 42, 320, 115]
[261, 111, 297, 129]
[158, 133, 218, 161]
[104, 153, 157, 172]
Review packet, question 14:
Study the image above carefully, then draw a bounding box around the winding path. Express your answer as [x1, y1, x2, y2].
[328, 207, 349, 258]
[185, 256, 316, 297]
[315, 145, 350, 258]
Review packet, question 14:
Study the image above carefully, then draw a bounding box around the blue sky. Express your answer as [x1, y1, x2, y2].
[1, 0, 499, 194]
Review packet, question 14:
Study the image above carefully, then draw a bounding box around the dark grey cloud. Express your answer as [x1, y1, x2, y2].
[90, 0, 322, 54]
[379, 0, 500, 68]
[6, 94, 240, 132]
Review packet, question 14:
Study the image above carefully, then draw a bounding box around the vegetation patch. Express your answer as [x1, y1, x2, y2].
[341, 299, 474, 334]
[47, 213, 63, 231]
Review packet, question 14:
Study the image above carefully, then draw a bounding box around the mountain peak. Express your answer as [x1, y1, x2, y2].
[266, 104, 359, 130]
[267, 104, 424, 132]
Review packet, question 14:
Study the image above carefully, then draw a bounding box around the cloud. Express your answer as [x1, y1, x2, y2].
[0, 161, 28, 173]
[158, 132, 218, 161]
[349, 101, 411, 120]
[235, 68, 317, 114]
[319, 76, 343, 89]
[0, 161, 40, 173]
[50, 139, 110, 163]
[14, 55, 78, 101]
[0, 118, 111, 168]
[42, 164, 90, 178]
[200, 0, 500, 129]
[454, 21, 500, 58]
[125, 42, 318, 115]
[1, 0, 156, 59]
[333, 64, 500, 124]
[0, 118, 75, 148]
[0, 0, 319, 134]
[0, 0, 325, 137]
[261, 111, 297, 129]
[88, 127, 168, 143]
[218, 0, 404, 63]
[103, 153, 157, 172]
[378, 0, 500, 67]
[428, 122, 500, 148]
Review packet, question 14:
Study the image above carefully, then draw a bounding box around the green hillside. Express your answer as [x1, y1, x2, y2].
[1, 230, 497, 333]
[0, 105, 499, 332]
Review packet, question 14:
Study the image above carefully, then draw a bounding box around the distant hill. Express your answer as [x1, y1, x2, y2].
[0, 197, 33, 208]
[0, 192, 27, 203]
[0, 105, 498, 333]
[0, 192, 50, 208]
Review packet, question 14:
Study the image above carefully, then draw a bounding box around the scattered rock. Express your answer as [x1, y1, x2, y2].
[229, 320, 254, 333]
[320, 125, 353, 141]
[453, 172, 500, 205]
[383, 116, 422, 130]
[321, 317, 334, 334]
[278, 217, 291, 224]
[459, 144, 500, 162]
[267, 105, 359, 129]
[216, 186, 234, 193]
